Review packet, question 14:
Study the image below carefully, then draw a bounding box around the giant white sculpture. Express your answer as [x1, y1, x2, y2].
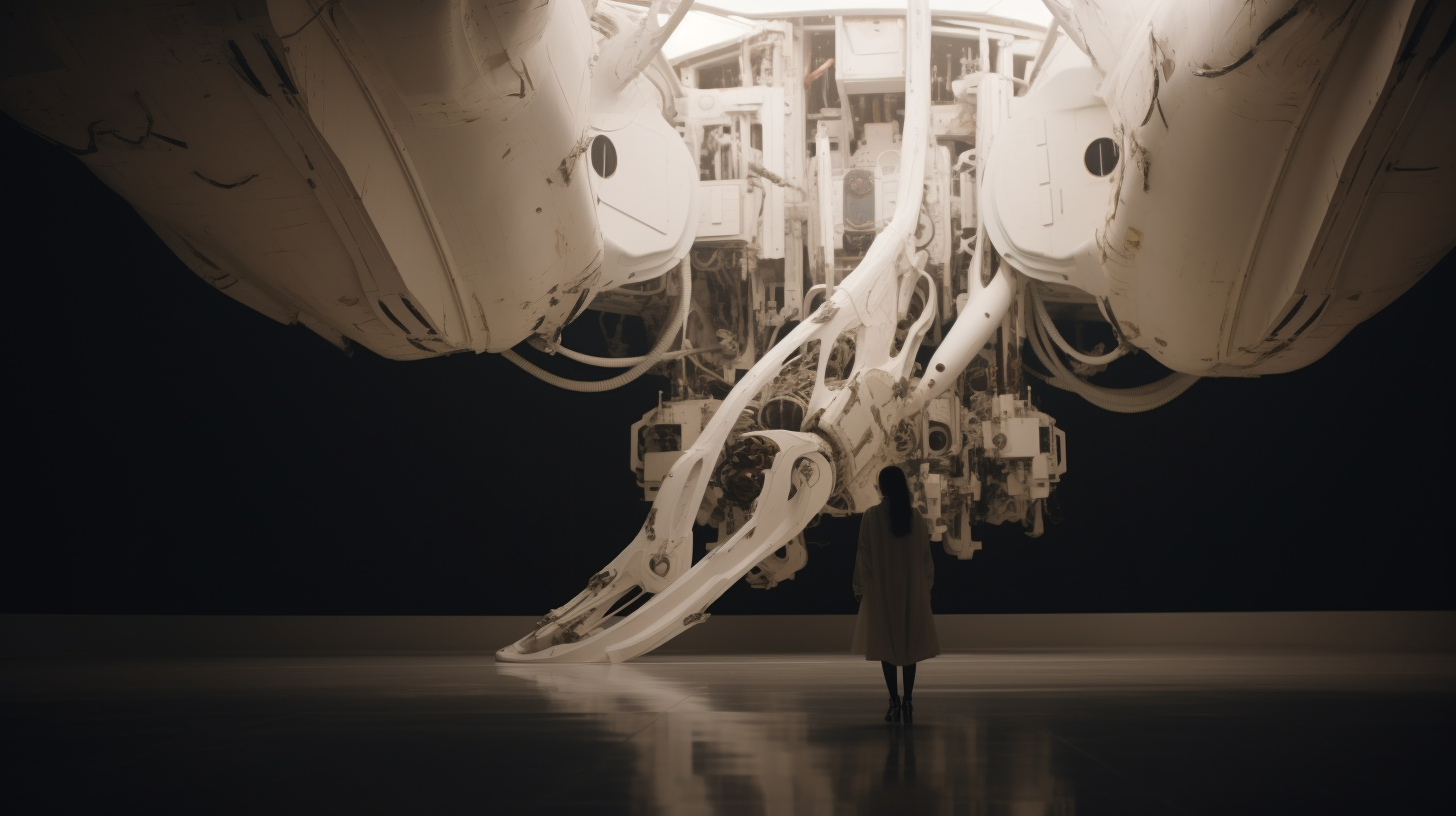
[3, 0, 1450, 661]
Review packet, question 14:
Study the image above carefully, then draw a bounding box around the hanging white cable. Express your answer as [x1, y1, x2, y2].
[802, 283, 827, 312]
[555, 344, 721, 368]
[1042, 343, 1195, 412]
[502, 258, 692, 392]
[1031, 285, 1129, 366]
[1026, 310, 1197, 413]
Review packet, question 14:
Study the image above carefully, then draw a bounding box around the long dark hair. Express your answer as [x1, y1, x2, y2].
[878, 466, 913, 536]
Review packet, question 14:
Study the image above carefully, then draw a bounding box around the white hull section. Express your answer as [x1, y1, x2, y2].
[1, 0, 699, 358]
[983, 0, 1456, 376]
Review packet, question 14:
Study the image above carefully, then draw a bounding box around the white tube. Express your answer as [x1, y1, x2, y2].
[887, 4, 930, 236]
[908, 268, 1015, 413]
[1026, 18, 1061, 88]
[1026, 310, 1198, 412]
[1031, 286, 1128, 366]
[612, 0, 695, 91]
[815, 122, 835, 300]
[1039, 1, 1089, 56]
[503, 258, 691, 392]
[555, 344, 719, 368]
[803, 283, 827, 307]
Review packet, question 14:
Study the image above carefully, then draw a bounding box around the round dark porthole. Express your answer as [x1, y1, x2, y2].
[590, 134, 617, 178]
[1084, 137, 1119, 177]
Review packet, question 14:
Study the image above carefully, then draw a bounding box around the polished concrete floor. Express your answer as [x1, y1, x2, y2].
[3, 651, 1452, 815]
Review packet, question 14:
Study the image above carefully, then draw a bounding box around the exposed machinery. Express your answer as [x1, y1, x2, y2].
[4, 0, 1450, 662]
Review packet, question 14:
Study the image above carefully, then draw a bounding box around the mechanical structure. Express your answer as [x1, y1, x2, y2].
[4, 0, 1450, 661]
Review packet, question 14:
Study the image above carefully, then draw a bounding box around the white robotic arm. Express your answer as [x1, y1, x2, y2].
[498, 0, 1035, 662]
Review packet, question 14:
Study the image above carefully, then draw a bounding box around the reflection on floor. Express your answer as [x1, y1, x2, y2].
[3, 652, 1453, 814]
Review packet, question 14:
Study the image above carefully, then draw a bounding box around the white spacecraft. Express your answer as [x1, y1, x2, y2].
[3, 0, 1450, 661]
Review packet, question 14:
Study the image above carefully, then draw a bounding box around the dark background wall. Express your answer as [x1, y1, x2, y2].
[4, 114, 1451, 617]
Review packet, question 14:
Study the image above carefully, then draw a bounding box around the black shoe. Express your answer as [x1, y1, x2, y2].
[884, 699, 901, 722]
[901, 699, 913, 724]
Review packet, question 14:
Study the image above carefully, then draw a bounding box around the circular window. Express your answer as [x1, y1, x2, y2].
[1084, 137, 1119, 177]
[590, 135, 617, 178]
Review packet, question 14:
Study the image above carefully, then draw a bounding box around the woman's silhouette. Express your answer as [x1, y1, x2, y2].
[853, 466, 940, 722]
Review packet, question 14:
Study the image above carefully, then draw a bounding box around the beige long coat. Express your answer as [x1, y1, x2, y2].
[851, 504, 940, 665]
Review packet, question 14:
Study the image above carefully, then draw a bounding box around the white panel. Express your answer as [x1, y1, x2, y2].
[598, 122, 670, 233]
[836, 17, 906, 94]
[845, 19, 900, 54]
[696, 181, 744, 238]
[759, 87, 786, 259]
[644, 451, 684, 484]
[983, 417, 1041, 458]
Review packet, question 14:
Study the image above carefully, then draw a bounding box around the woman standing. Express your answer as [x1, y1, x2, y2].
[853, 466, 940, 722]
